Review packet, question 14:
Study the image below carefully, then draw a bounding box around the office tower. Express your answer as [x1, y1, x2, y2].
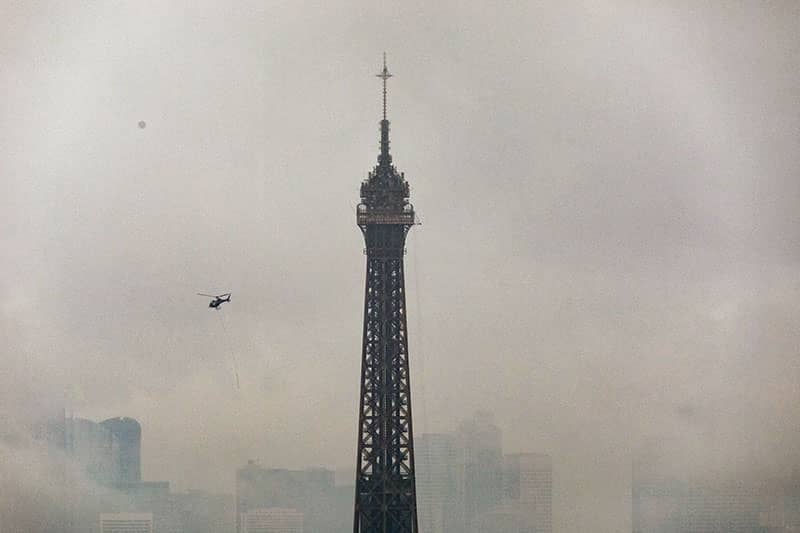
[416, 433, 460, 533]
[242, 508, 303, 533]
[67, 417, 121, 486]
[237, 463, 304, 532]
[101, 417, 142, 485]
[64, 415, 140, 488]
[99, 512, 153, 533]
[457, 412, 503, 529]
[503, 454, 552, 533]
[353, 54, 419, 532]
[236, 462, 340, 533]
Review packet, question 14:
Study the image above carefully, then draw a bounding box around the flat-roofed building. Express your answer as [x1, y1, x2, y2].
[68, 418, 120, 486]
[100, 417, 142, 485]
[236, 461, 337, 532]
[242, 507, 303, 533]
[457, 412, 503, 529]
[416, 433, 460, 533]
[100, 512, 153, 533]
[503, 453, 552, 533]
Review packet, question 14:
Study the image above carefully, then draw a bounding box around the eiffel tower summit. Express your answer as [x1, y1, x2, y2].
[353, 54, 419, 533]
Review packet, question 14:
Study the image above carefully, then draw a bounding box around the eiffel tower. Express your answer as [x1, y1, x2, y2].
[353, 54, 419, 533]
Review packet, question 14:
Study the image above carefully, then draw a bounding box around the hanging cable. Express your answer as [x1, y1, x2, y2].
[411, 238, 430, 437]
[218, 311, 241, 390]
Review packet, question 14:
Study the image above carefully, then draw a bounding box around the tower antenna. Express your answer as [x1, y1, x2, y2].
[376, 52, 392, 120]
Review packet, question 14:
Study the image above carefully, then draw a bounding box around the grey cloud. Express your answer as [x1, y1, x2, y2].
[2, 2, 799, 531]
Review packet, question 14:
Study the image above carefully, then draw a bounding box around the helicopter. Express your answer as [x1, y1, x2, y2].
[197, 292, 231, 309]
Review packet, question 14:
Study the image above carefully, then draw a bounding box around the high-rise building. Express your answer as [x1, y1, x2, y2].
[242, 507, 303, 533]
[101, 417, 142, 485]
[353, 54, 420, 532]
[61, 415, 141, 488]
[503, 454, 552, 533]
[67, 417, 121, 486]
[99, 512, 153, 533]
[236, 461, 340, 533]
[416, 433, 460, 533]
[457, 412, 503, 529]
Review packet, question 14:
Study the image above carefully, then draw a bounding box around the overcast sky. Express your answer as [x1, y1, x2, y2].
[2, 2, 800, 531]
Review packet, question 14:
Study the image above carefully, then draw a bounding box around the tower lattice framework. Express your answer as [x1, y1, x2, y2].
[353, 55, 419, 533]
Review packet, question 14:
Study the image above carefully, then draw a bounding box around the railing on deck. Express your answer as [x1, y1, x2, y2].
[356, 205, 415, 226]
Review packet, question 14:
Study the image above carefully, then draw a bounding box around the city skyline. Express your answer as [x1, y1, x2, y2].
[34, 408, 800, 531]
[3, 2, 800, 532]
[25, 408, 556, 532]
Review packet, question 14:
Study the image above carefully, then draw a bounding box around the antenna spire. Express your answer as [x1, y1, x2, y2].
[376, 52, 392, 120]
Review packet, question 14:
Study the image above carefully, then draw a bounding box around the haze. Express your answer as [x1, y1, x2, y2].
[2, 2, 799, 532]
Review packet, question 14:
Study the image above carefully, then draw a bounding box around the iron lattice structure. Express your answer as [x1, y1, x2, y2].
[353, 56, 419, 533]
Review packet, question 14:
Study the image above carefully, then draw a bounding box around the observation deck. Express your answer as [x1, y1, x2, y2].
[356, 203, 415, 226]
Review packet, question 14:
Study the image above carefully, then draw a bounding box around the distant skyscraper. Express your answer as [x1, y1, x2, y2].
[503, 454, 552, 533]
[416, 433, 460, 533]
[62, 416, 141, 488]
[100, 512, 153, 533]
[101, 417, 142, 485]
[457, 412, 503, 529]
[242, 508, 303, 533]
[67, 417, 121, 486]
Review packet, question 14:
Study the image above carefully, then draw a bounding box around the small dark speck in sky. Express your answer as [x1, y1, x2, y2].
[138, 120, 146, 129]
[675, 403, 697, 420]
